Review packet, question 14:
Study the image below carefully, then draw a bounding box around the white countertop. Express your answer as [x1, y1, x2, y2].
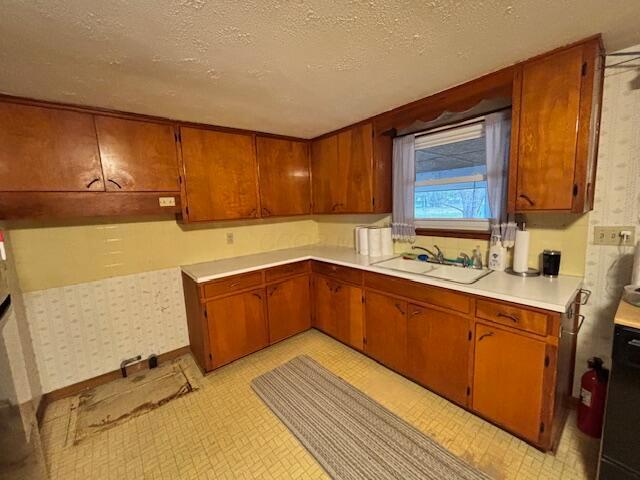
[181, 245, 583, 313]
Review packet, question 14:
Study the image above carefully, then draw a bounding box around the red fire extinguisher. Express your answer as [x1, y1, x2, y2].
[577, 357, 609, 438]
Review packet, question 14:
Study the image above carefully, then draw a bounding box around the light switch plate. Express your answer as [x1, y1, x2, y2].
[158, 196, 176, 207]
[593, 226, 636, 246]
[226, 232, 234, 244]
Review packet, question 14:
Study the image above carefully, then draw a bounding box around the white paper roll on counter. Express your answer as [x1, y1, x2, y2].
[367, 227, 383, 257]
[354, 226, 365, 253]
[631, 241, 640, 285]
[380, 227, 394, 256]
[357, 227, 369, 255]
[512, 229, 531, 273]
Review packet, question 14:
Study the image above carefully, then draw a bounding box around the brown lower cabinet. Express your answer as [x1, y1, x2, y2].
[472, 322, 549, 442]
[407, 304, 471, 407]
[183, 260, 575, 451]
[267, 275, 311, 344]
[312, 274, 364, 350]
[364, 291, 408, 374]
[206, 289, 268, 369]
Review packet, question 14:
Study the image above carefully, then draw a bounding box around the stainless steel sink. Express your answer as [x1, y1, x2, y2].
[372, 256, 493, 284]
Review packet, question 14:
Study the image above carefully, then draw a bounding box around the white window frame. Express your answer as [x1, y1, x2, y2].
[414, 117, 490, 232]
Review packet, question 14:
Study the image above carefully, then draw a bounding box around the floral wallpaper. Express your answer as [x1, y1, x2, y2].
[575, 45, 640, 393]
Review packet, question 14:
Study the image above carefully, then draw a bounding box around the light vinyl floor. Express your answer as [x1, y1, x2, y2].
[40, 330, 600, 479]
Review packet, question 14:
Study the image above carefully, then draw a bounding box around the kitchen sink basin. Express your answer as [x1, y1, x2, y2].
[372, 256, 493, 284]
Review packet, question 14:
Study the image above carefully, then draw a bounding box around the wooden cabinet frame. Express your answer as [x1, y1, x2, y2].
[183, 259, 575, 451]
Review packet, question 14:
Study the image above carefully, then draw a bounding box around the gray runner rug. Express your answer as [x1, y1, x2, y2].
[251, 355, 489, 480]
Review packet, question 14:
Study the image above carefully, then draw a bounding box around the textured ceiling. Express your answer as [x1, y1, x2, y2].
[1, 1, 639, 138]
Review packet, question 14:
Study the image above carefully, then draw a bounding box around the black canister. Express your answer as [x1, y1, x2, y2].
[542, 250, 561, 277]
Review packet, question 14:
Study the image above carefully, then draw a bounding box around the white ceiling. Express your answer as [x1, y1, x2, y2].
[1, 1, 639, 138]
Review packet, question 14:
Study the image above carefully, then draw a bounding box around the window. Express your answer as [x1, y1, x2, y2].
[414, 118, 490, 231]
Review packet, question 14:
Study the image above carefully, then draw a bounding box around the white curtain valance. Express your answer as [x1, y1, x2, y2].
[391, 134, 416, 242]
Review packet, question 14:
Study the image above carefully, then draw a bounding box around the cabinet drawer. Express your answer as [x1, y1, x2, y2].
[312, 261, 362, 285]
[363, 272, 471, 314]
[265, 261, 309, 283]
[476, 299, 550, 336]
[202, 271, 263, 299]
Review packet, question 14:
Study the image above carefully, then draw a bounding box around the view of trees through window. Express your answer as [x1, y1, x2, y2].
[414, 129, 490, 220]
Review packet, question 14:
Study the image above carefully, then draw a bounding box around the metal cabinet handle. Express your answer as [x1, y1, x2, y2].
[410, 309, 422, 317]
[563, 315, 585, 336]
[394, 303, 405, 316]
[86, 178, 101, 189]
[497, 312, 519, 323]
[268, 285, 279, 296]
[478, 332, 495, 342]
[261, 207, 272, 217]
[519, 194, 535, 206]
[107, 179, 122, 189]
[229, 282, 240, 288]
[331, 203, 344, 212]
[252, 292, 262, 300]
[578, 289, 592, 305]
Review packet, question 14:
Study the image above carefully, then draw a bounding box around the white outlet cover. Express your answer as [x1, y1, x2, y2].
[158, 197, 176, 207]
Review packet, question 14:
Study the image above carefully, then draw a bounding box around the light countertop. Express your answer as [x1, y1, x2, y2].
[181, 245, 583, 313]
[614, 298, 640, 329]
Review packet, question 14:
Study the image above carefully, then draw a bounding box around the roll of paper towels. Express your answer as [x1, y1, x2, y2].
[357, 227, 369, 255]
[380, 227, 394, 256]
[354, 226, 366, 253]
[632, 241, 640, 285]
[367, 227, 383, 257]
[512, 230, 530, 273]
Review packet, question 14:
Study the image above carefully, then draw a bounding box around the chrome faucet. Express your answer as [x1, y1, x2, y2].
[458, 252, 471, 268]
[412, 245, 445, 264]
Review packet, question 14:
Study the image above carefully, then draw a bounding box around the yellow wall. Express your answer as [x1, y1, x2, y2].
[8, 217, 318, 292]
[8, 209, 589, 292]
[316, 213, 589, 276]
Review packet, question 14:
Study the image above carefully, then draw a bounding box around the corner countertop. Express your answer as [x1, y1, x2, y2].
[181, 245, 583, 313]
[614, 298, 640, 329]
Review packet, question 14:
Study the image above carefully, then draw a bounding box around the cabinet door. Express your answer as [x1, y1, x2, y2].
[95, 116, 179, 192]
[473, 323, 547, 442]
[267, 275, 311, 343]
[0, 102, 103, 191]
[337, 122, 373, 213]
[257, 136, 310, 216]
[407, 304, 470, 406]
[364, 291, 407, 373]
[514, 46, 583, 211]
[206, 289, 268, 368]
[180, 127, 259, 221]
[311, 123, 373, 214]
[312, 276, 363, 349]
[310, 134, 339, 213]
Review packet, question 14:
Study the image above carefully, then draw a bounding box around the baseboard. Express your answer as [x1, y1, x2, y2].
[38, 345, 190, 424]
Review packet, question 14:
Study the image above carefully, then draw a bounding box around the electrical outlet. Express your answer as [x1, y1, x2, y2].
[226, 232, 234, 244]
[593, 226, 636, 246]
[158, 196, 176, 207]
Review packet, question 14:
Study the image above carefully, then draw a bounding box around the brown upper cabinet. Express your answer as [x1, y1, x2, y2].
[0, 102, 104, 192]
[311, 122, 391, 214]
[509, 38, 603, 213]
[94, 116, 180, 192]
[179, 127, 260, 222]
[256, 136, 310, 217]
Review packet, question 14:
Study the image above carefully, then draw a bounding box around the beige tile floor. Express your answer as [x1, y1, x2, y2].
[40, 330, 600, 479]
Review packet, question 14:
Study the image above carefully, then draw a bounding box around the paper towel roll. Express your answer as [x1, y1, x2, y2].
[354, 226, 365, 253]
[367, 227, 383, 257]
[632, 241, 640, 285]
[380, 227, 394, 256]
[513, 230, 530, 273]
[358, 227, 369, 255]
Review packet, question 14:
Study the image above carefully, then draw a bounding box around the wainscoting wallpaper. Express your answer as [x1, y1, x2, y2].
[24, 268, 188, 393]
[575, 45, 640, 393]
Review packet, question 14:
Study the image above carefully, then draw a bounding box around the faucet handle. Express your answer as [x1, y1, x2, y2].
[459, 252, 470, 267]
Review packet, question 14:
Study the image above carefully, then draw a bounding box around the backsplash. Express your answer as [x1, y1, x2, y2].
[24, 267, 188, 393]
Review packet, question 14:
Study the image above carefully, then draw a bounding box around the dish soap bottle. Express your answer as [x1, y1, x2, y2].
[488, 234, 507, 271]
